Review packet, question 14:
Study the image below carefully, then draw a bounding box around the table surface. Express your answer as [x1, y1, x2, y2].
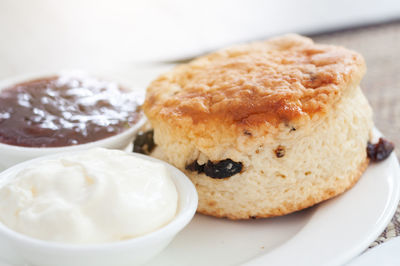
[312, 21, 400, 247]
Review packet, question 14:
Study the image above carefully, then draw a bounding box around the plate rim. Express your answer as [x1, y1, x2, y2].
[347, 233, 400, 265]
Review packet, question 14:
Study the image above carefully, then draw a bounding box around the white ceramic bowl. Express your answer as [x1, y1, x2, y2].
[0, 71, 146, 170]
[0, 151, 198, 266]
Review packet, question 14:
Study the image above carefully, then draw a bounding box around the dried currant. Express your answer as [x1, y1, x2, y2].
[204, 159, 243, 179]
[185, 159, 243, 179]
[367, 137, 394, 162]
[274, 145, 285, 158]
[243, 130, 252, 136]
[185, 160, 204, 173]
[133, 130, 156, 155]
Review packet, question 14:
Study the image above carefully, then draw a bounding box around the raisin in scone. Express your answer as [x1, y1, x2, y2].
[143, 34, 373, 219]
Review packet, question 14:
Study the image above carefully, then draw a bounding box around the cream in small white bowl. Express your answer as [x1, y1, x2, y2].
[0, 71, 146, 170]
[0, 148, 198, 266]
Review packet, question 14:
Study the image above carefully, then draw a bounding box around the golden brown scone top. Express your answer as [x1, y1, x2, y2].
[144, 34, 365, 128]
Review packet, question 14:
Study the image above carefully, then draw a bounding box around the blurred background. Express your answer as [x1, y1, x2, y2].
[0, 0, 399, 152]
[0, 0, 399, 76]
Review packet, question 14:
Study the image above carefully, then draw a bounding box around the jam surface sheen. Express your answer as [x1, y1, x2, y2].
[0, 75, 141, 147]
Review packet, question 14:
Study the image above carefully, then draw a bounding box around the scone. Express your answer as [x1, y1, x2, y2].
[143, 34, 373, 219]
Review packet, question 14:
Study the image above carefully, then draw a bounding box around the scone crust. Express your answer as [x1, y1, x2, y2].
[144, 34, 365, 129]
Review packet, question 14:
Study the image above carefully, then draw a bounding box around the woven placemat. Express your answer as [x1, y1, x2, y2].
[312, 21, 400, 247]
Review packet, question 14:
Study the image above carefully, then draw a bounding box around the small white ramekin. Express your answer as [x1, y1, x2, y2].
[0, 71, 146, 170]
[0, 151, 198, 266]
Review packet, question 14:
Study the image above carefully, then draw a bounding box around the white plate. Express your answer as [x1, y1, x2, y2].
[143, 131, 400, 266]
[347, 236, 400, 266]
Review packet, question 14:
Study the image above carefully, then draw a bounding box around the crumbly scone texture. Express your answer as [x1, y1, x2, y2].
[150, 86, 372, 219]
[144, 34, 373, 219]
